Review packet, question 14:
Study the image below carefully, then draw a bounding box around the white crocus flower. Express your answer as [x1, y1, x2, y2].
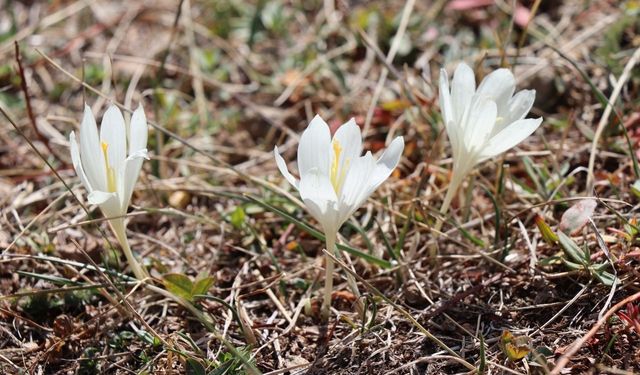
[274, 115, 404, 319]
[69, 104, 149, 280]
[438, 63, 543, 215]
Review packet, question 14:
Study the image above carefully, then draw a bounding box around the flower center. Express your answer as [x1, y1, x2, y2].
[101, 142, 117, 193]
[329, 139, 349, 194]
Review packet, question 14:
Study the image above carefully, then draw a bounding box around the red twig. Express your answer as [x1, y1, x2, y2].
[14, 41, 57, 158]
[550, 291, 640, 374]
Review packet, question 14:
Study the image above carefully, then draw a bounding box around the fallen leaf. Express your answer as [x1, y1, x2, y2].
[499, 330, 531, 362]
[559, 199, 597, 234]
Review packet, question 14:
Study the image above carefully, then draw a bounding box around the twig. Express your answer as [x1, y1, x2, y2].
[14, 42, 57, 158]
[550, 291, 640, 374]
[362, 0, 416, 137]
[586, 46, 640, 191]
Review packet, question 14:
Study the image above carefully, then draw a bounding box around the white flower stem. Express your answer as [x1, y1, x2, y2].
[110, 218, 148, 281]
[435, 173, 463, 226]
[439, 185, 455, 218]
[431, 172, 465, 258]
[331, 239, 364, 316]
[321, 230, 337, 322]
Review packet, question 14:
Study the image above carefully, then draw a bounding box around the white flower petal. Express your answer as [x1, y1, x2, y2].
[302, 198, 338, 234]
[439, 68, 453, 128]
[369, 136, 404, 189]
[274, 146, 299, 189]
[91, 190, 122, 220]
[480, 117, 543, 160]
[88, 190, 117, 205]
[69, 131, 93, 193]
[127, 148, 149, 161]
[278, 115, 403, 233]
[299, 167, 338, 203]
[465, 98, 497, 150]
[79, 104, 107, 191]
[120, 156, 144, 212]
[299, 167, 339, 231]
[505, 89, 536, 125]
[476, 68, 515, 111]
[338, 152, 377, 224]
[439, 63, 542, 195]
[100, 105, 127, 178]
[129, 104, 148, 156]
[340, 152, 373, 207]
[298, 115, 331, 177]
[450, 63, 475, 125]
[332, 118, 362, 163]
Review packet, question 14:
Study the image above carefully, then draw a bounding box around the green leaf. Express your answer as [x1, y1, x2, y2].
[538, 256, 561, 266]
[535, 215, 558, 244]
[561, 258, 585, 271]
[536, 346, 554, 357]
[162, 273, 194, 301]
[631, 180, 640, 198]
[480, 185, 501, 249]
[193, 294, 243, 330]
[137, 330, 162, 347]
[478, 333, 486, 374]
[522, 156, 547, 199]
[593, 270, 619, 286]
[376, 218, 399, 261]
[178, 332, 203, 354]
[457, 224, 486, 247]
[230, 206, 246, 229]
[591, 262, 611, 272]
[345, 219, 375, 254]
[17, 271, 80, 286]
[557, 232, 589, 267]
[192, 276, 215, 296]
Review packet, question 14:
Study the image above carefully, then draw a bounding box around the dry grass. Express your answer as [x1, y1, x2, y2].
[1, 0, 640, 374]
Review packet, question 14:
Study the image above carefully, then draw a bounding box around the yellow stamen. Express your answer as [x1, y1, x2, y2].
[101, 142, 117, 193]
[329, 140, 349, 194]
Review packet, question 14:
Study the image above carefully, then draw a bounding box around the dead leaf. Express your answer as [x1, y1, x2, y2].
[499, 330, 531, 362]
[559, 199, 597, 234]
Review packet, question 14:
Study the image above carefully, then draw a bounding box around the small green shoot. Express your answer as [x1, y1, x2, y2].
[557, 232, 618, 286]
[162, 272, 215, 303]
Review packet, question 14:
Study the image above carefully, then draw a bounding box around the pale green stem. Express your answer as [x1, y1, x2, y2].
[434, 172, 464, 231]
[110, 218, 148, 281]
[430, 171, 465, 259]
[332, 238, 364, 316]
[321, 229, 337, 322]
